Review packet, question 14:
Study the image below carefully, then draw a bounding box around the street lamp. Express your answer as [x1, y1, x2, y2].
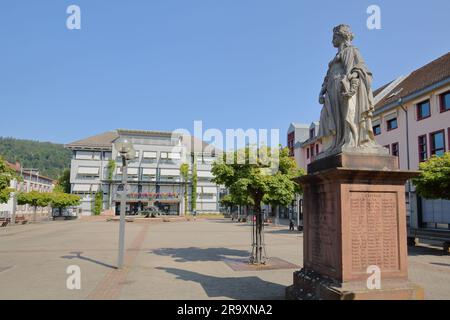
[114, 137, 135, 269]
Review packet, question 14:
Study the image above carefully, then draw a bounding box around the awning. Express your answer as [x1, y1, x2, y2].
[72, 184, 91, 192]
[169, 152, 181, 160]
[197, 171, 213, 178]
[160, 169, 180, 176]
[117, 167, 139, 175]
[128, 168, 139, 175]
[202, 187, 217, 194]
[143, 151, 157, 159]
[78, 167, 99, 175]
[142, 168, 157, 175]
[384, 111, 397, 121]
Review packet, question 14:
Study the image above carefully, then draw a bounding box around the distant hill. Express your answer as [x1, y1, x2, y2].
[0, 137, 72, 179]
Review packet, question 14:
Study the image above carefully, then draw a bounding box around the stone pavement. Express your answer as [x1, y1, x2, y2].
[0, 219, 449, 300]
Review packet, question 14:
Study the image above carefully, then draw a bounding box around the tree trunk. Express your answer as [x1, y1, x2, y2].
[250, 199, 266, 265]
[33, 206, 37, 222]
[108, 183, 113, 210]
[275, 205, 280, 226]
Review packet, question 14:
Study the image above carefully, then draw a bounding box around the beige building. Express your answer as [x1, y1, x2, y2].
[0, 161, 56, 219]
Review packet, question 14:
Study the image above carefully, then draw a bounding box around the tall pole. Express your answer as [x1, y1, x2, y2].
[400, 101, 413, 227]
[117, 157, 128, 269]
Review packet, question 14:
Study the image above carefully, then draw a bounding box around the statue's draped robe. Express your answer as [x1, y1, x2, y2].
[318, 45, 376, 154]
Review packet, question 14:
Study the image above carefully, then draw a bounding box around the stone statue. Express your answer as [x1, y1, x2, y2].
[317, 24, 387, 157]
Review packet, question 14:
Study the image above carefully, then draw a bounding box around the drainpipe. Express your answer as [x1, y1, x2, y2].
[399, 98, 413, 228]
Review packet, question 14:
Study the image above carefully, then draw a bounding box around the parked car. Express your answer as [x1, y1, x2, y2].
[52, 207, 78, 220]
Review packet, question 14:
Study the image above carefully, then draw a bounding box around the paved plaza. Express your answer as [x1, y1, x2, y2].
[0, 218, 449, 300]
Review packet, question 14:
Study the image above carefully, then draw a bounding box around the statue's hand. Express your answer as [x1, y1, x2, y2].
[343, 90, 356, 98]
[319, 95, 325, 105]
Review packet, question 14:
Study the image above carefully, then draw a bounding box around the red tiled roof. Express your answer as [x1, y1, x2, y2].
[66, 131, 119, 149]
[375, 52, 450, 109]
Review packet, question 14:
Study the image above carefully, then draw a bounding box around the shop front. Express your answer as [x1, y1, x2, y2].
[114, 192, 181, 216]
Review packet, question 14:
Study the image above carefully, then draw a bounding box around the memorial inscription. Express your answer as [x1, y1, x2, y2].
[349, 191, 400, 274]
[309, 187, 337, 275]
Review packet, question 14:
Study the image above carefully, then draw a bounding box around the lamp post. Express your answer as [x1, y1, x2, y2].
[114, 138, 135, 269]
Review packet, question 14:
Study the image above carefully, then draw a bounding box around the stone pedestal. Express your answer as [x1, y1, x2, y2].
[286, 153, 424, 300]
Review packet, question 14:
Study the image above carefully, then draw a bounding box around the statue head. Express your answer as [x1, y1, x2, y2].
[332, 24, 354, 48]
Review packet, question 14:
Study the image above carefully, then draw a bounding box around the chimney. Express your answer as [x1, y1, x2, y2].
[15, 161, 21, 171]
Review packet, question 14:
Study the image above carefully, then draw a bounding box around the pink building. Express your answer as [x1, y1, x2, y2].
[291, 52, 450, 246]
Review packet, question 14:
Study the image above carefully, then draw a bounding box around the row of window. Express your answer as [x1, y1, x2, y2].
[384, 142, 400, 157]
[384, 129, 448, 164]
[373, 117, 398, 136]
[75, 151, 112, 161]
[306, 144, 320, 160]
[418, 129, 448, 162]
[417, 91, 450, 120]
[373, 91, 450, 136]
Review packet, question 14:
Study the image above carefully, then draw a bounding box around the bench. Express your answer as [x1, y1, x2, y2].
[15, 217, 28, 225]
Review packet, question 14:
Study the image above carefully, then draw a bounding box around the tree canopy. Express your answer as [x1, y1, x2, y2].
[56, 168, 71, 194]
[180, 163, 190, 215]
[0, 137, 71, 179]
[17, 190, 81, 210]
[0, 156, 16, 204]
[50, 192, 81, 209]
[17, 191, 52, 208]
[212, 146, 304, 213]
[413, 152, 450, 200]
[93, 191, 103, 215]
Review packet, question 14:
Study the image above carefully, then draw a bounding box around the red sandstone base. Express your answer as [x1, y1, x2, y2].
[286, 153, 424, 300]
[286, 269, 424, 300]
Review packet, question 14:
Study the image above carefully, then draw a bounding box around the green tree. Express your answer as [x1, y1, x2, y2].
[0, 156, 15, 204]
[180, 163, 189, 215]
[263, 153, 305, 224]
[0, 137, 71, 179]
[212, 147, 303, 214]
[219, 193, 252, 218]
[49, 192, 81, 216]
[93, 191, 103, 215]
[17, 191, 52, 221]
[212, 146, 304, 263]
[56, 169, 71, 194]
[107, 160, 116, 181]
[413, 152, 450, 200]
[107, 160, 116, 209]
[191, 155, 198, 212]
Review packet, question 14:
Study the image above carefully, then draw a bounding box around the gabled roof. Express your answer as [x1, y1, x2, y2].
[66, 130, 218, 154]
[182, 135, 218, 154]
[65, 131, 119, 150]
[117, 129, 180, 138]
[375, 52, 450, 111]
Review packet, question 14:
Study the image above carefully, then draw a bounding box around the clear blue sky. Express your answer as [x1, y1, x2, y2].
[1, 0, 449, 145]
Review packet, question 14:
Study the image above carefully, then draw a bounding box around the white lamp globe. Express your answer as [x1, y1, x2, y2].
[114, 138, 133, 155]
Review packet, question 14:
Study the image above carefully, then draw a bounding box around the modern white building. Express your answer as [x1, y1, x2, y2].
[65, 129, 222, 216]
